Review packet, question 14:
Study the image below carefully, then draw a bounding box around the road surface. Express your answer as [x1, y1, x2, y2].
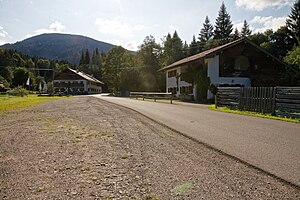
[94, 95, 300, 186]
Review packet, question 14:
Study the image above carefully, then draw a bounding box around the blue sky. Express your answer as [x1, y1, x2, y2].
[0, 0, 295, 50]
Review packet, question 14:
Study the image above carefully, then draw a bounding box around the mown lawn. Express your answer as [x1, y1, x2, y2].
[0, 94, 66, 113]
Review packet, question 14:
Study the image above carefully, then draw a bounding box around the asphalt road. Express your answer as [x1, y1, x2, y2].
[93, 95, 300, 186]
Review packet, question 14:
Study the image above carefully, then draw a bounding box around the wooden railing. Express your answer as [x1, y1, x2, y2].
[130, 92, 175, 104]
[216, 87, 300, 119]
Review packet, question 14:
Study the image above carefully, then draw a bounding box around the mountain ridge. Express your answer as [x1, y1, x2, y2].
[1, 33, 114, 64]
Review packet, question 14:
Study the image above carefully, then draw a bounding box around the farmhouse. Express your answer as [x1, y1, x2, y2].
[53, 68, 104, 94]
[159, 38, 287, 100]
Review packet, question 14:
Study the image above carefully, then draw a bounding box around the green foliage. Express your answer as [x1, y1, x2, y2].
[181, 64, 210, 101]
[162, 31, 184, 66]
[232, 28, 240, 40]
[102, 46, 128, 93]
[199, 16, 214, 42]
[203, 39, 221, 51]
[214, 2, 233, 43]
[259, 26, 297, 59]
[241, 20, 252, 37]
[284, 46, 300, 68]
[195, 65, 210, 100]
[0, 48, 72, 90]
[7, 86, 29, 97]
[188, 35, 200, 56]
[12, 67, 29, 87]
[138, 35, 165, 91]
[286, 0, 300, 44]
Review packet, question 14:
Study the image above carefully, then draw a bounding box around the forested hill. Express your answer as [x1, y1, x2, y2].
[1, 33, 114, 64]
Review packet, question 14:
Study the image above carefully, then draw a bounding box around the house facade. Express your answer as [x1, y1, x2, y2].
[53, 68, 104, 94]
[160, 38, 287, 100]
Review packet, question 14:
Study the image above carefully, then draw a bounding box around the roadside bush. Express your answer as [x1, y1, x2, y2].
[7, 86, 29, 97]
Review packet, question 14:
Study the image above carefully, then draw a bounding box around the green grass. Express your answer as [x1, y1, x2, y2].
[209, 105, 300, 124]
[0, 94, 66, 113]
[170, 182, 193, 196]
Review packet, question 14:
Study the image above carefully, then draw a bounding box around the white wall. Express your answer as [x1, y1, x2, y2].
[166, 66, 193, 96]
[206, 55, 251, 99]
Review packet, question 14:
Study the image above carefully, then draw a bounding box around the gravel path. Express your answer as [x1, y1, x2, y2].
[0, 96, 299, 199]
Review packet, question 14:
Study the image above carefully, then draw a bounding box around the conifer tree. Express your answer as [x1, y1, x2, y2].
[79, 51, 85, 65]
[199, 16, 214, 42]
[214, 2, 233, 43]
[188, 35, 199, 56]
[85, 49, 90, 64]
[286, 0, 300, 44]
[241, 20, 252, 37]
[163, 31, 184, 65]
[232, 28, 240, 40]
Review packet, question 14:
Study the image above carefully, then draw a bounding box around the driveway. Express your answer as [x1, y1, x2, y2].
[94, 95, 300, 186]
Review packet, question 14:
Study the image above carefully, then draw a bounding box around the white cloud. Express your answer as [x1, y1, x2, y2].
[0, 25, 9, 45]
[94, 18, 147, 39]
[235, 0, 293, 11]
[94, 18, 135, 39]
[26, 21, 65, 38]
[250, 16, 286, 32]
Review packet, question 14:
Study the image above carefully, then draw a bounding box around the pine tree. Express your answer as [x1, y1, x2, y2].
[199, 16, 214, 42]
[241, 20, 252, 37]
[85, 49, 90, 64]
[286, 0, 300, 44]
[214, 2, 233, 43]
[188, 35, 199, 56]
[79, 51, 85, 65]
[183, 41, 189, 58]
[232, 28, 240, 40]
[163, 31, 184, 65]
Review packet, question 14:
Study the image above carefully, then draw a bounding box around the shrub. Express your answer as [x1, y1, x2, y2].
[7, 86, 29, 97]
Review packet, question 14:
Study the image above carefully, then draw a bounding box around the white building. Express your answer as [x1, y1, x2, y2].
[159, 38, 286, 100]
[53, 68, 104, 94]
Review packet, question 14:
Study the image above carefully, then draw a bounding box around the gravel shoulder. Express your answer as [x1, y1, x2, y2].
[0, 96, 299, 199]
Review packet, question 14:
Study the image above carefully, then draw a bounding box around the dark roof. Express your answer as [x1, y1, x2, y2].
[159, 38, 286, 71]
[68, 68, 104, 84]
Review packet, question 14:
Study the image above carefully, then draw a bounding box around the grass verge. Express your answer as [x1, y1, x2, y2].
[0, 94, 67, 113]
[209, 105, 300, 124]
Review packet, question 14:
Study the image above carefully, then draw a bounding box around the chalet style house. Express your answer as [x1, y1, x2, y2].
[159, 38, 287, 100]
[53, 68, 104, 94]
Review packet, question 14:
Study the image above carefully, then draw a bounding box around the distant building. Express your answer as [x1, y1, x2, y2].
[53, 68, 104, 94]
[159, 38, 288, 100]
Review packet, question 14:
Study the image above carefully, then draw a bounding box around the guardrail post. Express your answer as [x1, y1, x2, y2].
[170, 96, 173, 104]
[215, 89, 218, 109]
[271, 87, 277, 116]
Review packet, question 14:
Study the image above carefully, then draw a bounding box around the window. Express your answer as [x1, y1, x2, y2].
[168, 70, 177, 78]
[234, 55, 250, 71]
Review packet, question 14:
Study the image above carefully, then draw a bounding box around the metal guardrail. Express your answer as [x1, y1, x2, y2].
[130, 92, 175, 104]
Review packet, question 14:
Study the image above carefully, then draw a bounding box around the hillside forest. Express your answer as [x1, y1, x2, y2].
[0, 1, 299, 94]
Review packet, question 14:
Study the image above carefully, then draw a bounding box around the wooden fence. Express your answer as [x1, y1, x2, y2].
[216, 87, 300, 119]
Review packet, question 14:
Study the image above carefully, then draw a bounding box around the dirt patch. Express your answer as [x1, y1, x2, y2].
[0, 96, 299, 199]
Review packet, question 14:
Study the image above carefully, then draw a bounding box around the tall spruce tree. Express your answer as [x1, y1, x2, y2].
[172, 31, 184, 61]
[286, 0, 300, 44]
[214, 2, 233, 43]
[163, 31, 184, 65]
[188, 35, 199, 56]
[199, 16, 214, 42]
[241, 20, 252, 37]
[232, 28, 240, 40]
[84, 49, 90, 64]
